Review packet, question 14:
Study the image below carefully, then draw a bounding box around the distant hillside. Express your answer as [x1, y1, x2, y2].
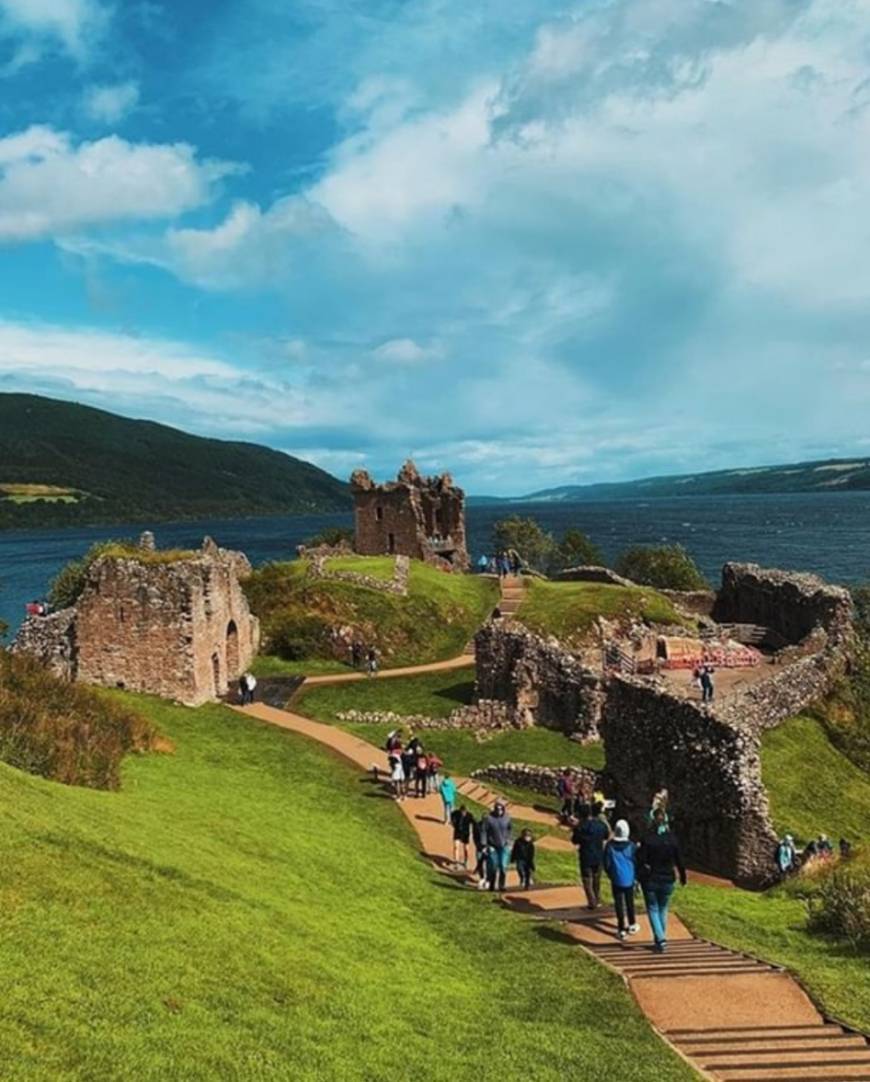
[502, 457, 870, 504]
[0, 394, 349, 528]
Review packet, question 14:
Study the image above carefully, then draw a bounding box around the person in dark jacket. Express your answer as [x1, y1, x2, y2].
[636, 808, 687, 952]
[451, 805, 475, 869]
[571, 803, 610, 909]
[603, 819, 639, 940]
[511, 829, 536, 889]
[481, 802, 513, 892]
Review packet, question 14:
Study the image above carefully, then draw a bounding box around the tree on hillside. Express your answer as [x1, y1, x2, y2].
[555, 528, 604, 570]
[491, 516, 555, 571]
[615, 544, 707, 591]
[49, 540, 124, 610]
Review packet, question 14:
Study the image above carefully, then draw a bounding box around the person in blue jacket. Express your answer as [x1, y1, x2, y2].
[604, 819, 640, 941]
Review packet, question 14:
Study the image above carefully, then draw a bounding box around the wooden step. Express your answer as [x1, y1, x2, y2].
[668, 1025, 846, 1039]
[711, 1065, 870, 1081]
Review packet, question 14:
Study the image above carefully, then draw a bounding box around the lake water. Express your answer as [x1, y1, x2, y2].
[2, 491, 869, 634]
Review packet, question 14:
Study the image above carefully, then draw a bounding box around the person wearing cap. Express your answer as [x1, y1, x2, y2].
[481, 801, 513, 892]
[604, 820, 640, 940]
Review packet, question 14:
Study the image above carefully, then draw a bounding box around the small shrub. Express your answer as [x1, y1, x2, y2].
[615, 544, 707, 591]
[555, 528, 603, 571]
[267, 608, 334, 660]
[491, 516, 555, 571]
[0, 653, 157, 789]
[808, 854, 870, 948]
[304, 526, 354, 548]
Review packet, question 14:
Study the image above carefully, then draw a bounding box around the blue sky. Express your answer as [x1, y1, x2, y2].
[2, 0, 870, 495]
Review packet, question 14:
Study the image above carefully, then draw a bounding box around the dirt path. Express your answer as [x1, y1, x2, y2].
[235, 698, 869, 1081]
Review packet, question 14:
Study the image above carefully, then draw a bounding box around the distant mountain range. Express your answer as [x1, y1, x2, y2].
[472, 457, 870, 504]
[0, 394, 349, 529]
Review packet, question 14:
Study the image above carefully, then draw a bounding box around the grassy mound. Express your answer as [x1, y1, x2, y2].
[246, 558, 498, 668]
[0, 694, 693, 1081]
[323, 555, 395, 580]
[294, 668, 606, 778]
[0, 653, 155, 789]
[517, 579, 688, 645]
[761, 715, 870, 847]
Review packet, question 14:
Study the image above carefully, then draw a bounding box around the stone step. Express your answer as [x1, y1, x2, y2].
[669, 1025, 846, 1040]
[677, 1030, 863, 1050]
[699, 1047, 870, 1068]
[684, 1037, 869, 1056]
[711, 1063, 870, 1081]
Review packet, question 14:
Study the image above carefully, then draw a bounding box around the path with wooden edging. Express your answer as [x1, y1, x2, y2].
[236, 696, 869, 1081]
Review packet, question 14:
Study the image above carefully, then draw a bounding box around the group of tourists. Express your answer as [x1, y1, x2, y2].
[385, 731, 445, 800]
[447, 799, 537, 892]
[776, 831, 850, 877]
[476, 551, 522, 577]
[349, 641, 379, 677]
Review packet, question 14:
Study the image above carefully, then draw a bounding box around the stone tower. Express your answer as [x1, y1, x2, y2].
[350, 460, 470, 571]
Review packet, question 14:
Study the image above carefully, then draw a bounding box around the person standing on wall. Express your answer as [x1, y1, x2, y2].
[604, 820, 640, 940]
[571, 803, 610, 910]
[637, 807, 687, 953]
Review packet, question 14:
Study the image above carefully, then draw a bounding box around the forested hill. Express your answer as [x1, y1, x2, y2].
[0, 394, 350, 529]
[512, 457, 870, 503]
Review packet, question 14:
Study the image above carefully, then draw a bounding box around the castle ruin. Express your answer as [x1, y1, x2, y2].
[350, 460, 469, 571]
[13, 533, 260, 707]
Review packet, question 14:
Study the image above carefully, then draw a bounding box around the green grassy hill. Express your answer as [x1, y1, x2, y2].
[246, 557, 499, 670]
[0, 694, 694, 1082]
[0, 393, 349, 528]
[517, 578, 688, 646]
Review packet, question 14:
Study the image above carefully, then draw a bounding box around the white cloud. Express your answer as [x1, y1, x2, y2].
[82, 80, 140, 124]
[372, 338, 440, 365]
[0, 126, 240, 242]
[0, 0, 107, 59]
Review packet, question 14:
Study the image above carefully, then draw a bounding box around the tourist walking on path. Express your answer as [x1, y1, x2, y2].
[366, 646, 379, 678]
[471, 816, 489, 888]
[481, 802, 513, 892]
[414, 750, 430, 798]
[451, 805, 475, 868]
[439, 773, 457, 824]
[350, 641, 362, 669]
[388, 747, 406, 801]
[572, 803, 611, 910]
[637, 808, 687, 953]
[511, 829, 536, 890]
[604, 820, 640, 940]
[700, 664, 715, 703]
[557, 769, 576, 821]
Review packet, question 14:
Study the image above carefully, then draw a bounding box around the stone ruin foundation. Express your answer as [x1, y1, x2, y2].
[14, 533, 260, 707]
[351, 460, 470, 571]
[472, 561, 854, 886]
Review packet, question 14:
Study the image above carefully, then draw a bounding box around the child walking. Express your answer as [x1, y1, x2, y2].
[511, 829, 536, 890]
[603, 819, 639, 940]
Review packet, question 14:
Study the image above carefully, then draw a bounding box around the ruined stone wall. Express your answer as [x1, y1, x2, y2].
[713, 562, 853, 646]
[15, 536, 260, 707]
[470, 762, 605, 798]
[604, 677, 779, 886]
[308, 552, 411, 595]
[73, 540, 259, 705]
[336, 698, 520, 733]
[11, 608, 77, 680]
[474, 622, 604, 738]
[556, 566, 637, 587]
[351, 460, 469, 571]
[660, 589, 717, 617]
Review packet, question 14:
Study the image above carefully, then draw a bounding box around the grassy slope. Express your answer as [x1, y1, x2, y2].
[761, 715, 870, 846]
[323, 555, 395, 580]
[518, 578, 688, 644]
[249, 559, 499, 668]
[0, 695, 692, 1082]
[293, 668, 606, 776]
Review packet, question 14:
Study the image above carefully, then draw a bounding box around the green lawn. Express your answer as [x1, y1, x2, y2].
[0, 695, 693, 1082]
[323, 555, 395, 580]
[245, 558, 498, 668]
[294, 668, 606, 778]
[518, 578, 689, 644]
[676, 881, 870, 1032]
[761, 715, 870, 846]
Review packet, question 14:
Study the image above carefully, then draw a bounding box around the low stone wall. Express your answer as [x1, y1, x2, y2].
[11, 608, 77, 680]
[308, 552, 410, 596]
[336, 698, 522, 732]
[470, 761, 605, 798]
[556, 566, 637, 587]
[604, 676, 779, 886]
[474, 623, 604, 738]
